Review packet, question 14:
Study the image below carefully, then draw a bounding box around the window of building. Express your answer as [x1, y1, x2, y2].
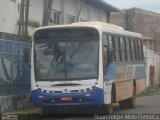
[50, 9, 64, 25]
[66, 14, 75, 24]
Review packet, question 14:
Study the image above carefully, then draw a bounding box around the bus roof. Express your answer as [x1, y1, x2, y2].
[35, 22, 142, 38]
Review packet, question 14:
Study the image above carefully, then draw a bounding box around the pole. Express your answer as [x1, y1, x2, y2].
[74, 0, 84, 22]
[24, 0, 30, 36]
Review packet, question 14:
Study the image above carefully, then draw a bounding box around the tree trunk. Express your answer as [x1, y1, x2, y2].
[24, 0, 30, 36]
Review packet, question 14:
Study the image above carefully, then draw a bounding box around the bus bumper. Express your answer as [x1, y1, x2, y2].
[31, 88, 104, 107]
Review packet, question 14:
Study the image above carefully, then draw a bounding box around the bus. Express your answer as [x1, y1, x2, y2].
[30, 22, 145, 114]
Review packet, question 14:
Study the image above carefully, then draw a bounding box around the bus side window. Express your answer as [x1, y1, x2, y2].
[119, 37, 125, 61]
[130, 38, 135, 61]
[107, 35, 115, 61]
[138, 39, 142, 60]
[102, 33, 108, 74]
[125, 38, 131, 61]
[134, 39, 139, 61]
[115, 36, 120, 62]
[141, 40, 144, 60]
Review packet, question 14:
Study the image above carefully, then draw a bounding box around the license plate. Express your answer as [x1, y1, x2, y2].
[60, 97, 72, 101]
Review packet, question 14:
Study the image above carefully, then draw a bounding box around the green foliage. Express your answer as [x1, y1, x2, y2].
[16, 35, 31, 42]
[6, 108, 41, 115]
[139, 86, 160, 96]
[17, 20, 40, 28]
[28, 20, 40, 28]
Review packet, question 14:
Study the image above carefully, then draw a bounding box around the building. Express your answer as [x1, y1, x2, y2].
[110, 8, 160, 52]
[0, 0, 120, 40]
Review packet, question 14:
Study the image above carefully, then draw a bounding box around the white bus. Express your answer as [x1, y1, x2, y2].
[30, 22, 145, 114]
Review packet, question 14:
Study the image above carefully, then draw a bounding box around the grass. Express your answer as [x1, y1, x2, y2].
[139, 86, 160, 96]
[5, 108, 41, 115]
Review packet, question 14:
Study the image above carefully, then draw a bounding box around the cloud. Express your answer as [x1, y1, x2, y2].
[106, 0, 160, 13]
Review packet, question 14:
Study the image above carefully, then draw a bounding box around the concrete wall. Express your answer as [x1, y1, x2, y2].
[110, 11, 126, 28]
[0, 95, 32, 113]
[144, 47, 160, 87]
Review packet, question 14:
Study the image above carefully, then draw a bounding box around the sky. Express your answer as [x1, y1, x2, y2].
[106, 0, 160, 13]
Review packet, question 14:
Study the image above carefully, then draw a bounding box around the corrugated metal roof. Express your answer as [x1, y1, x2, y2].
[85, 0, 121, 13]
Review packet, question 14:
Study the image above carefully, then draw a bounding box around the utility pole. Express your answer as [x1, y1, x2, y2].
[42, 0, 53, 26]
[74, 0, 84, 22]
[18, 0, 25, 36]
[24, 0, 30, 36]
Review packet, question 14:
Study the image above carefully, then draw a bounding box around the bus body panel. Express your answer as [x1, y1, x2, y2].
[105, 62, 145, 102]
[103, 83, 112, 104]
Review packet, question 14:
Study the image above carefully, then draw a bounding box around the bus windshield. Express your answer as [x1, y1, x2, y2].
[34, 28, 99, 81]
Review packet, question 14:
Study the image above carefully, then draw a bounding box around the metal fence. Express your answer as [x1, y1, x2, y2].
[0, 39, 31, 96]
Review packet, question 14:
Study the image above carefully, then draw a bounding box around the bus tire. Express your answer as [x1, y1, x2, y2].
[119, 85, 136, 109]
[127, 85, 136, 109]
[119, 100, 127, 109]
[42, 107, 49, 115]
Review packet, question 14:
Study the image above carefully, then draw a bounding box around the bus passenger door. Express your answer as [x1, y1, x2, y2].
[102, 33, 112, 105]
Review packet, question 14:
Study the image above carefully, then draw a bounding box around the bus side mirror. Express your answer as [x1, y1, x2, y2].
[24, 48, 30, 64]
[107, 48, 113, 66]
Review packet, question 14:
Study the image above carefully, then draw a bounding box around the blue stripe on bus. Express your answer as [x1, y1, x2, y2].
[32, 87, 104, 106]
[106, 62, 145, 81]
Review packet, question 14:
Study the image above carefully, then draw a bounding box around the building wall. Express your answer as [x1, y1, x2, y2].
[144, 47, 160, 87]
[29, 0, 43, 24]
[111, 8, 160, 39]
[0, 0, 19, 34]
[110, 11, 126, 28]
[0, 0, 108, 35]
